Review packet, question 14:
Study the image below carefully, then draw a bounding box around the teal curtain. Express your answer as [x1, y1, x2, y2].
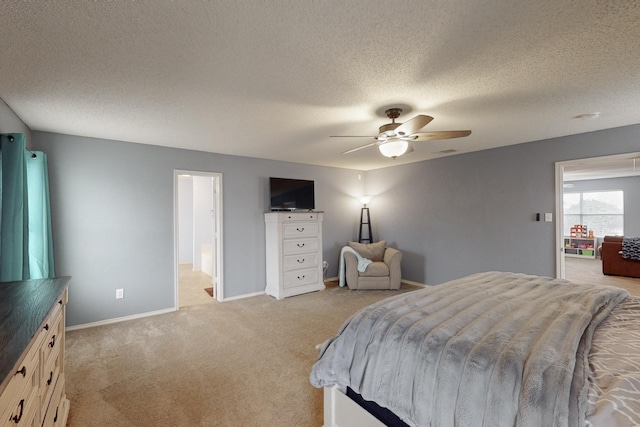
[0, 133, 55, 281]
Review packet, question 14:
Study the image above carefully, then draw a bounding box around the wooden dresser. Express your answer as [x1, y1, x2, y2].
[265, 211, 325, 299]
[0, 277, 70, 427]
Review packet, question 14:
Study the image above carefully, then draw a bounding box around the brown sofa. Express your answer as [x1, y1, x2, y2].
[599, 236, 640, 278]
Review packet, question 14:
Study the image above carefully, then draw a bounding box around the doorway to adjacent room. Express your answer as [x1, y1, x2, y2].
[555, 152, 640, 282]
[174, 170, 223, 308]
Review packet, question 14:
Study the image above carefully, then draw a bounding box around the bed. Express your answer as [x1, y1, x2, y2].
[310, 271, 640, 426]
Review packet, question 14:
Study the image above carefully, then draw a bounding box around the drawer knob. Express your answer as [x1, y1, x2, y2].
[297, 275, 305, 280]
[296, 227, 304, 232]
[43, 323, 49, 331]
[11, 399, 24, 423]
[49, 334, 56, 348]
[297, 258, 305, 263]
[297, 243, 305, 248]
[47, 371, 54, 386]
[15, 366, 26, 378]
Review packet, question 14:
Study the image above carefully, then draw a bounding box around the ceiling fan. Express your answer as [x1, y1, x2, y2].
[331, 108, 471, 159]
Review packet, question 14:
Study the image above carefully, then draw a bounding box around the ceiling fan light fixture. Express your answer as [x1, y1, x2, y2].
[379, 140, 410, 159]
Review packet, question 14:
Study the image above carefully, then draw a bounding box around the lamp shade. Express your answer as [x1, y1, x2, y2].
[359, 195, 372, 206]
[379, 140, 410, 158]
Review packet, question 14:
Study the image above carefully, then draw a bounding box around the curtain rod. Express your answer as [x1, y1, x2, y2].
[4, 134, 37, 158]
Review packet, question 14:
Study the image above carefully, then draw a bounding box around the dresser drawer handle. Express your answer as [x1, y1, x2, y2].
[297, 258, 305, 263]
[53, 406, 59, 423]
[43, 323, 49, 331]
[297, 275, 305, 280]
[47, 371, 54, 386]
[49, 335, 56, 348]
[11, 399, 24, 423]
[296, 243, 305, 248]
[15, 366, 26, 378]
[296, 227, 305, 232]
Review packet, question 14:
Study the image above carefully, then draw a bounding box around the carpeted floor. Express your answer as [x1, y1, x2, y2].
[65, 262, 640, 426]
[65, 280, 419, 426]
[565, 256, 640, 296]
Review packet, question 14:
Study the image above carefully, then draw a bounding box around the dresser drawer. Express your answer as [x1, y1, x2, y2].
[1, 384, 40, 427]
[0, 349, 40, 427]
[40, 348, 62, 418]
[283, 222, 317, 238]
[0, 343, 40, 425]
[282, 213, 319, 222]
[41, 374, 65, 427]
[284, 267, 319, 289]
[41, 309, 63, 371]
[283, 238, 318, 255]
[283, 253, 318, 271]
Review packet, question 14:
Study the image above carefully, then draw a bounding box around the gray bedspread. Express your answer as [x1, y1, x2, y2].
[310, 271, 629, 427]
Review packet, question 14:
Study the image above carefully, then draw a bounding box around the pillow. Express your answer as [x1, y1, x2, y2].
[348, 240, 386, 262]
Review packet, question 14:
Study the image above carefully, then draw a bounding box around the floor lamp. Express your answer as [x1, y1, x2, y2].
[358, 196, 373, 243]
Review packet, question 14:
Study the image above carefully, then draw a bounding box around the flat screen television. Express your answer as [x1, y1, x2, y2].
[269, 177, 315, 211]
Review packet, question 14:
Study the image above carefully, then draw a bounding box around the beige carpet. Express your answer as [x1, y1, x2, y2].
[178, 263, 214, 308]
[65, 263, 640, 426]
[65, 281, 419, 426]
[564, 256, 640, 296]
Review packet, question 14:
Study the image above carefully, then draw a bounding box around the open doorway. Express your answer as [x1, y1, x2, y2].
[174, 170, 223, 308]
[555, 153, 640, 283]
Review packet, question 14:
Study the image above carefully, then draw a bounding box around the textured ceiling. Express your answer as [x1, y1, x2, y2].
[1, 1, 640, 171]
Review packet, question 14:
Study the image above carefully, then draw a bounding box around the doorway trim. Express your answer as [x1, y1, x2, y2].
[174, 170, 224, 307]
[555, 152, 640, 279]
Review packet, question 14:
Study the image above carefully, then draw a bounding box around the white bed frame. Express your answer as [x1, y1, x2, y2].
[323, 385, 386, 427]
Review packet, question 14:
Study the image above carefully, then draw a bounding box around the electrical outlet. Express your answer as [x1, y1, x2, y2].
[116, 289, 124, 299]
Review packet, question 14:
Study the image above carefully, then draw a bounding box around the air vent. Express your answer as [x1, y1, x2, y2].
[438, 149, 457, 154]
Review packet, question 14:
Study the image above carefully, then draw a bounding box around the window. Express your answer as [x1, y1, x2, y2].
[563, 190, 624, 237]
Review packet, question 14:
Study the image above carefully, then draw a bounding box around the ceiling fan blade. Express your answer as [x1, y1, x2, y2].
[329, 135, 377, 138]
[410, 130, 472, 141]
[394, 115, 433, 137]
[341, 142, 378, 155]
[406, 143, 414, 154]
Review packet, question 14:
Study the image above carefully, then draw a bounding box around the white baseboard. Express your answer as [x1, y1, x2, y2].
[221, 290, 265, 301]
[402, 279, 428, 288]
[66, 308, 176, 331]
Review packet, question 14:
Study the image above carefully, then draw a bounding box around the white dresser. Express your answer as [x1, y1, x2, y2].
[265, 211, 325, 299]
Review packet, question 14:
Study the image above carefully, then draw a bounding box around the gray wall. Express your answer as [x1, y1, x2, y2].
[32, 132, 364, 326]
[365, 124, 640, 286]
[15, 118, 640, 326]
[566, 176, 640, 236]
[0, 98, 31, 144]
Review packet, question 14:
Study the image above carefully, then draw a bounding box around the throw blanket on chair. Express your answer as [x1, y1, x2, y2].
[310, 271, 629, 427]
[338, 246, 372, 287]
[622, 237, 640, 261]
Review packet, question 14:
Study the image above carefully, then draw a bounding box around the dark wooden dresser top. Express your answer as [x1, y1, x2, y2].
[0, 277, 70, 392]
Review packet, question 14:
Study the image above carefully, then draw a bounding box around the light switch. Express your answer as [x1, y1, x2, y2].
[544, 213, 552, 222]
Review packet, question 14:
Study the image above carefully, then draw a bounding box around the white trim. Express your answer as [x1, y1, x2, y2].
[325, 276, 427, 288]
[65, 308, 176, 331]
[555, 161, 565, 279]
[401, 279, 427, 288]
[222, 291, 265, 302]
[174, 170, 224, 307]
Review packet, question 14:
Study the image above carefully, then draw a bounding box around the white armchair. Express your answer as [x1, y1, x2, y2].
[344, 240, 402, 290]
